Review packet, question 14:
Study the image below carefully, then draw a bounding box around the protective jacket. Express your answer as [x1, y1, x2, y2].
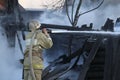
[24, 30, 53, 69]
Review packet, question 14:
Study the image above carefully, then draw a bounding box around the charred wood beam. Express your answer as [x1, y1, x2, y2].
[42, 37, 97, 79]
[1, 23, 93, 32]
[43, 63, 70, 80]
[68, 35, 73, 55]
[101, 18, 114, 31]
[55, 38, 92, 64]
[112, 37, 120, 80]
[77, 37, 103, 80]
[42, 46, 82, 79]
[41, 23, 93, 31]
[7, 0, 15, 14]
[103, 37, 114, 80]
[42, 38, 90, 79]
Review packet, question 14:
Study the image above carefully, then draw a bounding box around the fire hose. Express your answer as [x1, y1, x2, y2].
[29, 31, 37, 80]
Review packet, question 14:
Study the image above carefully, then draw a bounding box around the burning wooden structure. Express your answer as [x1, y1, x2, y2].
[0, 0, 120, 80]
[40, 20, 120, 80]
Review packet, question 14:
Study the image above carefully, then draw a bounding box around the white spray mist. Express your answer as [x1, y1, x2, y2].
[0, 26, 24, 80]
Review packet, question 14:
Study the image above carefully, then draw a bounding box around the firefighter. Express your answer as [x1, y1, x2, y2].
[23, 20, 53, 80]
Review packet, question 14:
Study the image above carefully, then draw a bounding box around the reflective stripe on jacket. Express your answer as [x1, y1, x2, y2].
[24, 64, 44, 69]
[24, 56, 44, 69]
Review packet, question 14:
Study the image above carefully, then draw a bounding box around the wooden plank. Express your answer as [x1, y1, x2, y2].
[103, 37, 114, 80]
[77, 37, 102, 80]
[112, 37, 120, 80]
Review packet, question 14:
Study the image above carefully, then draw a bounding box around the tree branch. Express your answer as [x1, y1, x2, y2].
[65, 0, 73, 25]
[71, 0, 76, 24]
[73, 0, 82, 27]
[78, 0, 104, 17]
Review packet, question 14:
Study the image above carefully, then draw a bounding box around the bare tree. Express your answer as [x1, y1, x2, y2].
[65, 0, 104, 27]
[65, 0, 104, 56]
[40, 0, 104, 56]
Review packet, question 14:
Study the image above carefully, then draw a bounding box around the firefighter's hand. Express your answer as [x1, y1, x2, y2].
[42, 28, 48, 35]
[19, 59, 24, 64]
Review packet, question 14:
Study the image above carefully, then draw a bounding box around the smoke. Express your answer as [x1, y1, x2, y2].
[0, 1, 117, 80]
[0, 27, 14, 80]
[38, 0, 120, 29]
[0, 26, 23, 80]
[86, 0, 120, 28]
[37, 1, 120, 79]
[102, 0, 120, 6]
[2, 1, 120, 80]
[39, 11, 71, 25]
[93, 0, 120, 29]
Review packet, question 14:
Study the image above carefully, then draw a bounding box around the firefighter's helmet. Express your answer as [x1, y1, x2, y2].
[29, 20, 41, 31]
